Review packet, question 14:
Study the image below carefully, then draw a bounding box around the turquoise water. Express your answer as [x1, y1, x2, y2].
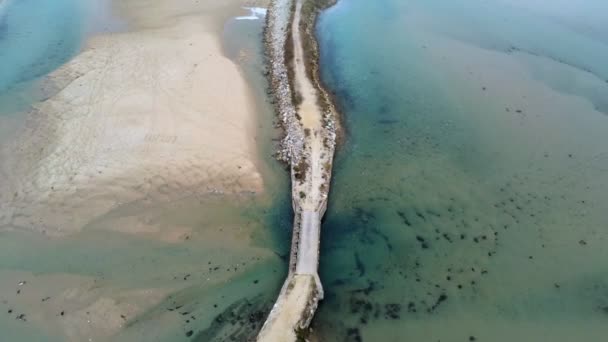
[0, 0, 85, 96]
[315, 0, 608, 340]
[0, 0, 120, 118]
[0, 0, 89, 146]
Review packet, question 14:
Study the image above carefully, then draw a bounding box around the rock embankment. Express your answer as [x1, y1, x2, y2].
[264, 0, 305, 165]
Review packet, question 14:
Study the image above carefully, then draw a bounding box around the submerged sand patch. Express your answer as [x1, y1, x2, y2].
[0, 270, 169, 341]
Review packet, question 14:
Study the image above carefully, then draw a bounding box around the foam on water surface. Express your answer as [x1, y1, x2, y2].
[235, 7, 267, 21]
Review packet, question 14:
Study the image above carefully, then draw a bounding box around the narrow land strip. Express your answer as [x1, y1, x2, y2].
[258, 0, 337, 340]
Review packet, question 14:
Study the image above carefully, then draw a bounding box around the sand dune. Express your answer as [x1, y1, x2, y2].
[0, 0, 267, 236]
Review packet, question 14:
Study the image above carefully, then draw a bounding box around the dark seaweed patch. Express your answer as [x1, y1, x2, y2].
[346, 327, 363, 342]
[354, 253, 366, 277]
[397, 210, 412, 226]
[384, 303, 401, 319]
[416, 235, 429, 249]
[190, 296, 271, 342]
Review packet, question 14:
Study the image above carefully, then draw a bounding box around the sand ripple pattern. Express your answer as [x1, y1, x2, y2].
[0, 17, 263, 236]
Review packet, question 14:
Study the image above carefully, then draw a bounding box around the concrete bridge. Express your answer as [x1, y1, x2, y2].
[256, 205, 326, 341]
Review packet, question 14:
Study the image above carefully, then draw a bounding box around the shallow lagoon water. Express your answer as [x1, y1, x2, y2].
[315, 0, 608, 340]
[0, 0, 84, 93]
[0, 0, 87, 147]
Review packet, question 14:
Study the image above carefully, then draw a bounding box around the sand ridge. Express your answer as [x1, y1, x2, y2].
[0, 0, 267, 236]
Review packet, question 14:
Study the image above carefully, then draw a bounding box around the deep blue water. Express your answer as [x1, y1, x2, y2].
[315, 0, 608, 340]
